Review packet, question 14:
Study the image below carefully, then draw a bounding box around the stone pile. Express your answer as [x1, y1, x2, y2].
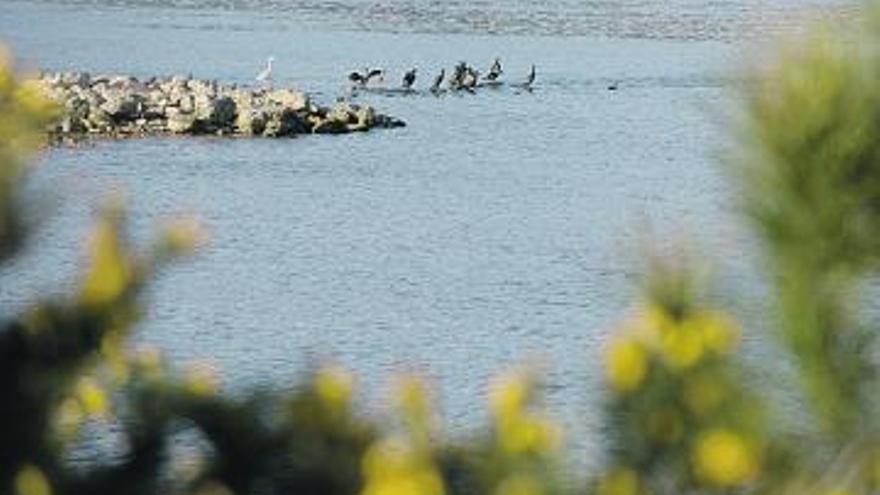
[38, 72, 405, 139]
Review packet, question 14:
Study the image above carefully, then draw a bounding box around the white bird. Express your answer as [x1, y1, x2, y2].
[256, 56, 275, 89]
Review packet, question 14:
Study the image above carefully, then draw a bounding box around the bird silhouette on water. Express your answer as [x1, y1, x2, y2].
[402, 68, 417, 89]
[348, 68, 384, 87]
[430, 68, 445, 93]
[524, 64, 536, 87]
[485, 57, 503, 81]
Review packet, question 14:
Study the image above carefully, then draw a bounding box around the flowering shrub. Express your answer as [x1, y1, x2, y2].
[3, 3, 880, 495]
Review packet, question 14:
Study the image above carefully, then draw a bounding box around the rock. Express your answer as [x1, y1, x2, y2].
[266, 88, 309, 111]
[38, 70, 404, 139]
[99, 93, 140, 122]
[166, 107, 197, 134]
[312, 117, 349, 135]
[355, 105, 376, 127]
[236, 108, 267, 136]
[263, 108, 308, 137]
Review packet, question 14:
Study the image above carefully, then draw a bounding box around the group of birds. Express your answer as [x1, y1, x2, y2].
[255, 56, 623, 93]
[347, 57, 537, 93]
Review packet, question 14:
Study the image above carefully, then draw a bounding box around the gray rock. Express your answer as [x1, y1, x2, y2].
[267, 88, 309, 111]
[166, 107, 198, 134]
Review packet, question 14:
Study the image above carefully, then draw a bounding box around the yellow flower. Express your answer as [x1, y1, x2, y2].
[659, 325, 704, 371]
[396, 375, 430, 427]
[361, 438, 444, 495]
[605, 338, 648, 393]
[597, 467, 640, 495]
[693, 429, 758, 487]
[497, 412, 561, 455]
[494, 473, 545, 495]
[161, 216, 205, 254]
[690, 311, 739, 354]
[80, 216, 132, 306]
[75, 377, 109, 417]
[490, 371, 531, 419]
[14, 465, 51, 495]
[185, 363, 221, 397]
[314, 366, 354, 410]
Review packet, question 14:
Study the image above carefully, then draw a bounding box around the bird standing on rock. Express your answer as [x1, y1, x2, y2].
[486, 57, 503, 81]
[402, 68, 417, 89]
[430, 69, 445, 93]
[256, 56, 275, 90]
[461, 66, 479, 90]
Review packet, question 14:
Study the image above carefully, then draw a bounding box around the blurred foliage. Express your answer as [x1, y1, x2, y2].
[4, 2, 880, 495]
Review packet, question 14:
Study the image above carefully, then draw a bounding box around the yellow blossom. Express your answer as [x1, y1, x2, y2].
[75, 377, 109, 417]
[494, 473, 545, 495]
[133, 344, 164, 371]
[185, 363, 221, 397]
[693, 429, 758, 487]
[161, 216, 205, 254]
[490, 371, 531, 419]
[690, 311, 739, 354]
[597, 467, 640, 495]
[80, 216, 132, 306]
[497, 412, 561, 455]
[314, 366, 354, 410]
[396, 375, 430, 425]
[14, 465, 51, 495]
[605, 338, 648, 392]
[659, 325, 704, 371]
[361, 438, 444, 495]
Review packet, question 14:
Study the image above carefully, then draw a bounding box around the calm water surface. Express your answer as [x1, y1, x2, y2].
[0, 0, 853, 463]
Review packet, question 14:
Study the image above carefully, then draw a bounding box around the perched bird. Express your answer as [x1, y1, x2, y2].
[485, 57, 503, 81]
[256, 56, 275, 89]
[348, 69, 368, 85]
[348, 68, 384, 87]
[461, 66, 479, 89]
[430, 68, 445, 92]
[402, 68, 417, 89]
[366, 68, 384, 84]
[524, 64, 536, 87]
[451, 62, 467, 89]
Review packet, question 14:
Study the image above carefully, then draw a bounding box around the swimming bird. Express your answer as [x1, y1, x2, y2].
[256, 56, 275, 89]
[402, 68, 417, 89]
[607, 80, 619, 91]
[430, 68, 445, 92]
[485, 57, 503, 81]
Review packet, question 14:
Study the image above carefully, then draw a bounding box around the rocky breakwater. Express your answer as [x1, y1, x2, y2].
[38, 72, 405, 139]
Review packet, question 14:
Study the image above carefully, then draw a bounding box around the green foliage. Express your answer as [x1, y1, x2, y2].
[5, 3, 880, 495]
